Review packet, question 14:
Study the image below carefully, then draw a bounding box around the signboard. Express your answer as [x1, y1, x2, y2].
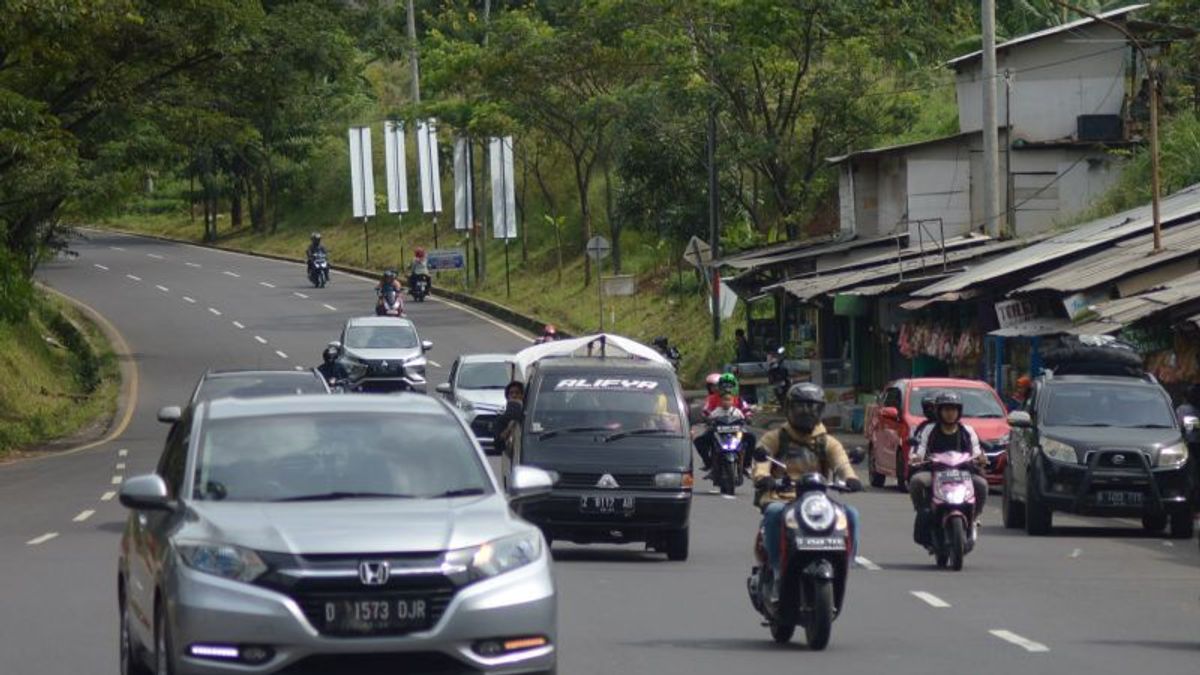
[416, 119, 442, 214]
[586, 235, 611, 261]
[383, 121, 409, 215]
[426, 248, 465, 271]
[347, 126, 376, 219]
[489, 136, 517, 240]
[682, 236, 712, 270]
[602, 274, 635, 297]
[453, 137, 473, 231]
[994, 299, 1038, 329]
[1063, 291, 1106, 322]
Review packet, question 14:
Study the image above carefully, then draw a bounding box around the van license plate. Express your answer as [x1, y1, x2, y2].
[1096, 491, 1142, 506]
[580, 495, 635, 514]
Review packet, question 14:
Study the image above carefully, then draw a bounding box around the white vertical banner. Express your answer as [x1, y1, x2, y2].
[453, 136, 473, 232]
[347, 126, 376, 219]
[416, 119, 442, 214]
[384, 120, 409, 214]
[489, 136, 517, 240]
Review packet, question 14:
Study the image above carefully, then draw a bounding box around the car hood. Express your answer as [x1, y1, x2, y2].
[1042, 425, 1182, 455]
[964, 418, 1010, 443]
[457, 389, 507, 411]
[345, 347, 423, 362]
[182, 495, 521, 555]
[523, 436, 690, 472]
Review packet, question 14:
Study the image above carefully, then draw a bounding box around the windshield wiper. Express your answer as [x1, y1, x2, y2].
[538, 426, 610, 440]
[428, 487, 486, 498]
[1126, 423, 1173, 429]
[1066, 423, 1113, 428]
[273, 491, 416, 502]
[604, 428, 684, 443]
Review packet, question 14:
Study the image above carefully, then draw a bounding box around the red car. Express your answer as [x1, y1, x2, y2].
[864, 378, 1010, 490]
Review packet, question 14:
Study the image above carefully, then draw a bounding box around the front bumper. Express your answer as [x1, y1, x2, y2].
[354, 376, 427, 394]
[164, 552, 556, 674]
[1035, 452, 1192, 517]
[518, 489, 691, 543]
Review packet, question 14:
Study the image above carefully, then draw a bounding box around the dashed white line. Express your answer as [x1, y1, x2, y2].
[94, 264, 109, 271]
[183, 296, 196, 304]
[223, 271, 241, 278]
[294, 366, 306, 371]
[232, 321, 245, 329]
[989, 630, 1049, 653]
[275, 350, 289, 360]
[259, 281, 275, 288]
[147, 253, 164, 260]
[73, 510, 95, 523]
[910, 591, 951, 608]
[855, 556, 882, 571]
[1069, 548, 1082, 559]
[110, 246, 126, 251]
[254, 336, 268, 344]
[101, 491, 116, 502]
[293, 292, 309, 299]
[111, 475, 123, 485]
[156, 285, 170, 293]
[1162, 541, 1174, 548]
[117, 448, 128, 457]
[185, 262, 202, 268]
[116, 463, 126, 470]
[208, 307, 222, 316]
[322, 304, 338, 311]
[26, 533, 58, 546]
[428, 360, 443, 368]
[125, 274, 142, 282]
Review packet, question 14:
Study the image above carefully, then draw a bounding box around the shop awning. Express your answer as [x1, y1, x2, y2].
[1063, 269, 1200, 335]
[901, 290, 977, 310]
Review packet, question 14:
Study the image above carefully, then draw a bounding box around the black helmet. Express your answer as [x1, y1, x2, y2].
[921, 392, 940, 421]
[933, 391, 963, 421]
[652, 336, 669, 350]
[322, 345, 339, 364]
[786, 382, 825, 432]
[383, 269, 396, 280]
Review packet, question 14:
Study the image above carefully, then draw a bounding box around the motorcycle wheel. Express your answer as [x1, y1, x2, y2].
[805, 578, 834, 651]
[935, 551, 948, 568]
[770, 619, 795, 645]
[719, 462, 735, 496]
[948, 518, 966, 571]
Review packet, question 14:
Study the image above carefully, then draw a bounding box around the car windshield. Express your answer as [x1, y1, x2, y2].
[458, 361, 512, 390]
[192, 412, 491, 502]
[196, 375, 323, 401]
[345, 325, 418, 350]
[531, 375, 682, 437]
[1043, 383, 1176, 428]
[907, 386, 1005, 418]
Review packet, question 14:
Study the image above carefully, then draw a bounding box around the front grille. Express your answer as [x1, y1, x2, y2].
[366, 361, 407, 376]
[1085, 449, 1148, 469]
[278, 652, 471, 675]
[556, 472, 656, 489]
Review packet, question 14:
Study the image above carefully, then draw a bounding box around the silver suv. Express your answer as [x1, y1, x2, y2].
[118, 394, 557, 675]
[336, 316, 432, 393]
[437, 354, 515, 454]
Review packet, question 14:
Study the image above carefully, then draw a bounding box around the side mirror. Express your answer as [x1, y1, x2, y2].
[1007, 411, 1033, 428]
[880, 406, 899, 422]
[157, 406, 182, 425]
[422, 340, 433, 352]
[1183, 415, 1198, 434]
[848, 446, 866, 465]
[507, 466, 553, 504]
[435, 383, 452, 395]
[118, 474, 175, 511]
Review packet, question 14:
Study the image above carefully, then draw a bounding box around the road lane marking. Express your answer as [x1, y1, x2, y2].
[26, 533, 58, 546]
[223, 270, 240, 278]
[73, 510, 95, 523]
[111, 475, 123, 485]
[989, 630, 1049, 653]
[185, 262, 201, 268]
[910, 591, 950, 608]
[275, 350, 289, 359]
[855, 556, 882, 571]
[116, 463, 126, 470]
[117, 449, 128, 457]
[94, 264, 109, 271]
[1069, 548, 1082, 558]
[232, 321, 245, 329]
[254, 336, 268, 344]
[126, 274, 142, 282]
[428, 360, 442, 368]
[101, 491, 116, 501]
[110, 246, 125, 251]
[156, 285, 169, 293]
[259, 281, 275, 288]
[183, 296, 196, 303]
[323, 304, 338, 311]
[208, 307, 222, 316]
[293, 292, 309, 299]
[294, 366, 305, 371]
[147, 253, 164, 260]
[1162, 541, 1174, 547]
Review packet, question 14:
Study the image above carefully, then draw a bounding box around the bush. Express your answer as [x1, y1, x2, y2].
[0, 249, 33, 324]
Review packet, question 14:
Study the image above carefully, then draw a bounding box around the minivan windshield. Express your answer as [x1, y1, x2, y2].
[531, 375, 682, 437]
[907, 386, 1005, 419]
[345, 324, 418, 350]
[458, 361, 512, 390]
[1043, 383, 1176, 428]
[192, 413, 491, 501]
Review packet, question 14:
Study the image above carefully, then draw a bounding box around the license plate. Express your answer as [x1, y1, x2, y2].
[716, 426, 742, 434]
[937, 470, 967, 481]
[796, 536, 845, 549]
[1095, 490, 1143, 506]
[579, 495, 635, 514]
[322, 596, 429, 635]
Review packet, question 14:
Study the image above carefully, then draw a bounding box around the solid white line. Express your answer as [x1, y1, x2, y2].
[275, 350, 289, 359]
[322, 304, 338, 311]
[432, 295, 532, 341]
[428, 360, 443, 368]
[855, 556, 882, 571]
[254, 336, 268, 344]
[156, 285, 169, 293]
[185, 262, 201, 268]
[259, 281, 275, 288]
[294, 366, 305, 371]
[223, 271, 240, 278]
[208, 307, 222, 316]
[111, 475, 123, 485]
[990, 630, 1049, 653]
[116, 463, 126, 470]
[117, 449, 128, 457]
[232, 321, 245, 329]
[94, 264, 109, 271]
[73, 510, 95, 523]
[183, 296, 196, 304]
[910, 591, 950, 608]
[147, 253, 164, 260]
[26, 533, 58, 546]
[125, 274, 141, 282]
[1069, 548, 1082, 558]
[101, 491, 116, 502]
[293, 292, 308, 299]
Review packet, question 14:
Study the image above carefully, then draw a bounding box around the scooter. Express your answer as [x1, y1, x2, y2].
[376, 287, 405, 317]
[913, 450, 978, 571]
[308, 253, 330, 288]
[710, 413, 747, 496]
[748, 454, 852, 650]
[409, 274, 430, 302]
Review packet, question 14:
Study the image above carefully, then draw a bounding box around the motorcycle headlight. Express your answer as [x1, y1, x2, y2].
[1157, 441, 1189, 468]
[798, 494, 836, 532]
[1041, 438, 1079, 464]
[455, 532, 542, 583]
[174, 541, 267, 583]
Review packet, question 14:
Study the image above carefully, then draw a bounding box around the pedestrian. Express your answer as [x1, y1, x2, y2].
[492, 381, 525, 455]
[1005, 375, 1031, 412]
[734, 329, 756, 364]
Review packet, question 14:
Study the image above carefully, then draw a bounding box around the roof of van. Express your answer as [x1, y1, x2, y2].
[533, 357, 676, 374]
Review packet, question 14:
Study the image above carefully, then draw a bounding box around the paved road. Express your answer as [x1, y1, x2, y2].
[3, 230, 1198, 675]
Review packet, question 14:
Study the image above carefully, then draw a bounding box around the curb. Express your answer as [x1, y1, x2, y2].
[88, 226, 572, 340]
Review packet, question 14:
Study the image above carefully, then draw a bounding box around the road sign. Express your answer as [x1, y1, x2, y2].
[586, 235, 611, 262]
[427, 249, 465, 271]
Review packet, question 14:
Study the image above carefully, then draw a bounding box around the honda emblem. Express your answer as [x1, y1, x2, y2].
[359, 561, 390, 586]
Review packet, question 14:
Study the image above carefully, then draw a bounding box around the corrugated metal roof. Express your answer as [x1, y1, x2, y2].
[721, 233, 899, 271]
[1011, 217, 1200, 295]
[914, 182, 1200, 297]
[827, 130, 977, 165]
[1068, 269, 1200, 334]
[945, 5, 1146, 68]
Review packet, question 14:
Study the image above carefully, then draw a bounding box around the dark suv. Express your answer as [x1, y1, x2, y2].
[1002, 372, 1193, 538]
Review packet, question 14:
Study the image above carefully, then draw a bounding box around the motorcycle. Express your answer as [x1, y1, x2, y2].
[308, 252, 330, 288]
[767, 347, 790, 407]
[376, 287, 405, 317]
[661, 345, 682, 371]
[912, 450, 978, 571]
[710, 413, 748, 496]
[409, 274, 431, 302]
[748, 454, 852, 650]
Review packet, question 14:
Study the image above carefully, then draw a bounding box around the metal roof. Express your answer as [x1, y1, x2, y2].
[1011, 217, 1200, 296]
[720, 233, 899, 271]
[827, 130, 976, 165]
[945, 5, 1146, 68]
[1068, 269, 1200, 334]
[712, 235, 841, 268]
[913, 182, 1200, 298]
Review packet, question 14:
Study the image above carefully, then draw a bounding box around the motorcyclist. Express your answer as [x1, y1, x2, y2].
[409, 247, 431, 292]
[909, 392, 989, 520]
[696, 374, 755, 472]
[704, 373, 721, 397]
[534, 324, 558, 344]
[909, 392, 941, 447]
[306, 233, 327, 276]
[316, 343, 349, 385]
[375, 269, 405, 315]
[753, 383, 862, 598]
[652, 336, 681, 365]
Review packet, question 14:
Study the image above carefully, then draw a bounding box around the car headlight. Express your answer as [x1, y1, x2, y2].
[1041, 438, 1079, 464]
[1158, 441, 1189, 468]
[174, 541, 267, 583]
[460, 532, 542, 582]
[654, 472, 687, 488]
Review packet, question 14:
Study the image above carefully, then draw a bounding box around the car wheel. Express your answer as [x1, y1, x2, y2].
[1141, 514, 1168, 533]
[154, 601, 175, 675]
[1024, 468, 1052, 537]
[665, 528, 689, 561]
[1001, 464, 1025, 529]
[120, 590, 151, 675]
[867, 445, 885, 488]
[895, 449, 908, 492]
[1169, 509, 1195, 540]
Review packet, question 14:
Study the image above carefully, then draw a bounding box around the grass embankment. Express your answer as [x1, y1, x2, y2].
[0, 293, 120, 457]
[103, 213, 740, 386]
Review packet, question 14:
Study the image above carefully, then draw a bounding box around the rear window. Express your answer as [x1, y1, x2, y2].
[907, 386, 1005, 419]
[1042, 383, 1175, 429]
[531, 375, 682, 434]
[198, 375, 324, 401]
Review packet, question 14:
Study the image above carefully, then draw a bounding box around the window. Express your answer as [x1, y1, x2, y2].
[530, 375, 682, 436]
[1042, 383, 1175, 429]
[906, 387, 1006, 419]
[883, 388, 902, 410]
[157, 421, 189, 498]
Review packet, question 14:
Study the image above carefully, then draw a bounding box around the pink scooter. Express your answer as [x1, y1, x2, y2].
[916, 450, 978, 571]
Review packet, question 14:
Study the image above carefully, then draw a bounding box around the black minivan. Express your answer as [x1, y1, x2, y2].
[502, 357, 693, 560]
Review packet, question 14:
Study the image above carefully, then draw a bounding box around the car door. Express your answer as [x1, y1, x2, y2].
[446, 359, 460, 401]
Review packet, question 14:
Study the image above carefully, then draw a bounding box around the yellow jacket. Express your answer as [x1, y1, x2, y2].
[752, 423, 854, 505]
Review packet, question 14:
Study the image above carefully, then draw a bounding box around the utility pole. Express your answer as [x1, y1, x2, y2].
[406, 0, 420, 104]
[981, 0, 1002, 239]
[707, 103, 720, 341]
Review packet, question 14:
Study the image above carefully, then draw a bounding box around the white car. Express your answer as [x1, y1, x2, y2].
[335, 316, 432, 393]
[437, 354, 516, 455]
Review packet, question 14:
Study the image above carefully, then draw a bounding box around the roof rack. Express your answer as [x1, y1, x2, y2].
[1041, 334, 1147, 379]
[512, 333, 671, 379]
